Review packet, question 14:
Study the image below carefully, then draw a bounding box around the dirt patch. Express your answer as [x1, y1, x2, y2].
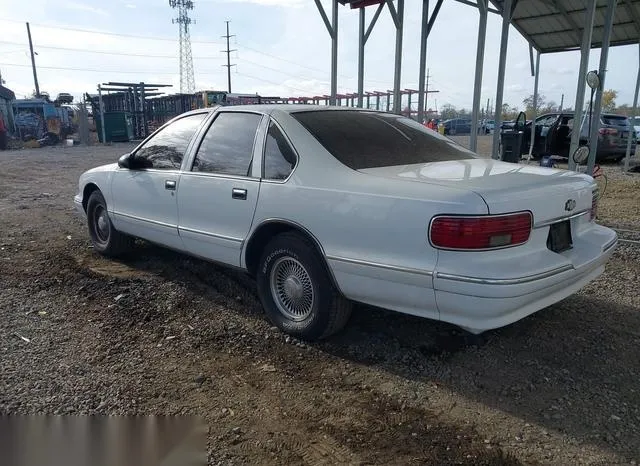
[1, 144, 639, 465]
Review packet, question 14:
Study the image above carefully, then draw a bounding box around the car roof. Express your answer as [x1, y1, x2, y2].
[183, 104, 386, 116]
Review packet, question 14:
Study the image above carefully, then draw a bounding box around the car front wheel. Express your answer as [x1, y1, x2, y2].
[256, 232, 352, 340]
[86, 190, 133, 257]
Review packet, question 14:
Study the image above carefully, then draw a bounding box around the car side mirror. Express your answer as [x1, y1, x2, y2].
[573, 146, 589, 165]
[118, 153, 133, 169]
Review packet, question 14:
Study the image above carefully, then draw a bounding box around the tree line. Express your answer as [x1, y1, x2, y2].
[439, 89, 635, 121]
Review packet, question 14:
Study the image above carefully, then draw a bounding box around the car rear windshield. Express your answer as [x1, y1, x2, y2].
[291, 110, 476, 170]
[601, 115, 629, 126]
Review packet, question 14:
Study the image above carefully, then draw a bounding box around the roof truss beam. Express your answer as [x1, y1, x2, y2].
[623, 0, 640, 35]
[453, 0, 500, 15]
[553, 0, 584, 44]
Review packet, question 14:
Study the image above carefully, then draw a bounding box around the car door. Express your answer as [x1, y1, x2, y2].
[177, 110, 266, 266]
[110, 112, 207, 250]
[532, 114, 557, 155]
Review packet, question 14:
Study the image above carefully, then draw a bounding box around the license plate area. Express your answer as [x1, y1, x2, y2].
[547, 220, 573, 253]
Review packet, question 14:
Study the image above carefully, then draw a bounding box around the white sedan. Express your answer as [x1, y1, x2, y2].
[74, 105, 617, 340]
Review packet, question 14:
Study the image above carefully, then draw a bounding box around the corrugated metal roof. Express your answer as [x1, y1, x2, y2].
[489, 0, 640, 54]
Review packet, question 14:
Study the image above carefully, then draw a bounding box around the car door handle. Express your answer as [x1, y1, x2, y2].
[165, 180, 176, 191]
[232, 188, 247, 200]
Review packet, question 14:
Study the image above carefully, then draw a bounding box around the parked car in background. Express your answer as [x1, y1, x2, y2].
[75, 105, 617, 340]
[485, 120, 495, 133]
[440, 118, 472, 135]
[520, 112, 636, 162]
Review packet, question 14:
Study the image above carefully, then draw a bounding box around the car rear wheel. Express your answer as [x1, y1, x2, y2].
[256, 232, 352, 340]
[86, 190, 133, 257]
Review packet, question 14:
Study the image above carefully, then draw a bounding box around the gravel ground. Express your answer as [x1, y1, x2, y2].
[1, 143, 639, 465]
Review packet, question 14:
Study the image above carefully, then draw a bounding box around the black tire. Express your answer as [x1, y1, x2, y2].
[256, 232, 352, 340]
[86, 190, 133, 257]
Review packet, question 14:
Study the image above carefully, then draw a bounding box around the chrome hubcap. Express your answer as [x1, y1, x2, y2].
[93, 206, 109, 243]
[270, 257, 314, 321]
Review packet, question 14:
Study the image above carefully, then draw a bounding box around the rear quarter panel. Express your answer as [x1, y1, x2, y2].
[249, 109, 488, 318]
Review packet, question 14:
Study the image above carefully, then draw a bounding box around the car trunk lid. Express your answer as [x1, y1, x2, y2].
[358, 158, 595, 226]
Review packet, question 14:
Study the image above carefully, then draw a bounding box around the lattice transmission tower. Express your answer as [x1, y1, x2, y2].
[169, 0, 196, 94]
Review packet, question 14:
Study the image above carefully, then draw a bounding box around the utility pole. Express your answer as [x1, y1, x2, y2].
[222, 21, 236, 93]
[422, 69, 440, 119]
[26, 22, 40, 98]
[425, 68, 430, 115]
[559, 93, 564, 112]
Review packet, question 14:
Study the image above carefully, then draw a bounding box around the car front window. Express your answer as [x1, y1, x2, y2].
[132, 113, 206, 169]
[191, 112, 262, 176]
[291, 110, 476, 170]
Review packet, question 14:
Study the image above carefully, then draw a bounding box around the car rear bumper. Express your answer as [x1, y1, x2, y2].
[597, 145, 636, 157]
[327, 223, 617, 334]
[433, 228, 617, 333]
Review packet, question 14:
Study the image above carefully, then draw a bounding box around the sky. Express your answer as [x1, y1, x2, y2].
[0, 0, 638, 114]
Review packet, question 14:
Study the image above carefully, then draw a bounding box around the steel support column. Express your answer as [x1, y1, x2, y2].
[98, 84, 106, 145]
[624, 42, 640, 172]
[491, 0, 513, 159]
[417, 0, 430, 123]
[527, 48, 540, 161]
[357, 2, 384, 108]
[387, 0, 404, 114]
[587, 0, 618, 176]
[358, 9, 365, 108]
[568, 0, 597, 170]
[314, 0, 338, 105]
[417, 0, 443, 123]
[470, 0, 488, 152]
[331, 0, 338, 105]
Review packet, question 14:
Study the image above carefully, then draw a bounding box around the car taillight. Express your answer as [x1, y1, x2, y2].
[429, 212, 532, 250]
[599, 128, 618, 135]
[591, 189, 599, 221]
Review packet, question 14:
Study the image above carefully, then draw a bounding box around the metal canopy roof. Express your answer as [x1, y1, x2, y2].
[489, 0, 640, 54]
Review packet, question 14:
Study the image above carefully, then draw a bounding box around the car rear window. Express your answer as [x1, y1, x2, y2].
[291, 110, 476, 170]
[601, 115, 629, 126]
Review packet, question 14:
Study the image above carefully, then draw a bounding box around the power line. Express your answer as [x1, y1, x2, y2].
[237, 42, 390, 85]
[0, 19, 391, 87]
[235, 72, 314, 94]
[0, 62, 313, 91]
[240, 58, 321, 83]
[0, 18, 223, 45]
[0, 62, 180, 75]
[0, 40, 223, 60]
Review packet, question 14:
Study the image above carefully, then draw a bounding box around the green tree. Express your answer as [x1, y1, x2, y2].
[522, 93, 547, 116]
[522, 93, 560, 116]
[501, 103, 520, 120]
[602, 89, 617, 112]
[440, 104, 457, 120]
